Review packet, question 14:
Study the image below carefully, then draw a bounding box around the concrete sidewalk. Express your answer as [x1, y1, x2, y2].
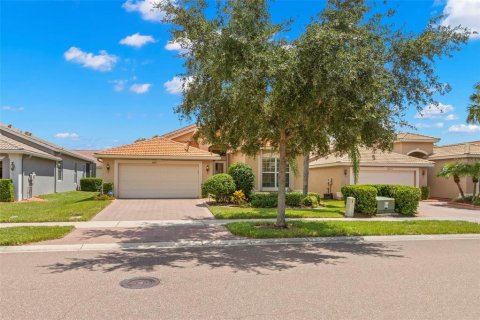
[1, 215, 480, 229]
[2, 234, 480, 253]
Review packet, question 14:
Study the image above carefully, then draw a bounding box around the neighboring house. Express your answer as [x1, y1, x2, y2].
[95, 125, 305, 199]
[70, 150, 103, 178]
[309, 133, 480, 199]
[0, 123, 96, 201]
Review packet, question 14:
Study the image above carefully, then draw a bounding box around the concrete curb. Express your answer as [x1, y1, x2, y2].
[1, 216, 480, 229]
[1, 234, 480, 254]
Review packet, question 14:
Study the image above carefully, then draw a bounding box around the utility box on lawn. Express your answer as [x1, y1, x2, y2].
[376, 197, 395, 214]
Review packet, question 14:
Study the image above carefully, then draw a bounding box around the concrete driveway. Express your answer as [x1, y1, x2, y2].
[417, 200, 480, 220]
[92, 199, 214, 221]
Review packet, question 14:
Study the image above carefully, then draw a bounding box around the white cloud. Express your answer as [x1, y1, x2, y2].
[444, 114, 459, 120]
[64, 47, 117, 71]
[415, 122, 444, 129]
[164, 38, 191, 53]
[122, 0, 172, 22]
[415, 103, 454, 119]
[55, 132, 80, 140]
[112, 80, 127, 92]
[1, 106, 24, 112]
[164, 76, 192, 94]
[129, 83, 152, 94]
[120, 33, 155, 48]
[447, 124, 480, 133]
[441, 0, 480, 40]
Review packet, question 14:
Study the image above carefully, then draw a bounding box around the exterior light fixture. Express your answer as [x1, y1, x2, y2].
[106, 163, 110, 171]
[10, 161, 15, 171]
[206, 164, 210, 172]
[422, 169, 425, 176]
[344, 169, 347, 176]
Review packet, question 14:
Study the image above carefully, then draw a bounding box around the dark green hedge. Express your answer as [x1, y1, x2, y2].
[395, 186, 421, 216]
[342, 184, 422, 215]
[0, 179, 14, 202]
[228, 163, 255, 198]
[80, 178, 103, 192]
[250, 191, 311, 208]
[103, 182, 114, 195]
[420, 186, 429, 200]
[202, 174, 236, 203]
[341, 185, 377, 215]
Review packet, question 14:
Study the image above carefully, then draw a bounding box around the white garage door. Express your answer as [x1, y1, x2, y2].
[118, 163, 199, 198]
[358, 169, 416, 186]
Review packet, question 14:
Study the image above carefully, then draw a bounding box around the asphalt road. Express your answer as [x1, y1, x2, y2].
[1, 239, 479, 320]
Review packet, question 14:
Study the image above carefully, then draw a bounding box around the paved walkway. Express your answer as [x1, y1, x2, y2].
[417, 200, 480, 219]
[2, 234, 480, 253]
[92, 199, 214, 221]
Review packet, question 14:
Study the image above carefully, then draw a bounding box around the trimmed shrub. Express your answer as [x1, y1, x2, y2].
[0, 179, 14, 202]
[202, 174, 236, 203]
[80, 178, 103, 192]
[420, 186, 430, 200]
[307, 192, 322, 204]
[395, 186, 421, 215]
[231, 190, 247, 206]
[473, 198, 480, 206]
[286, 192, 303, 207]
[228, 163, 255, 198]
[341, 185, 377, 215]
[103, 182, 114, 195]
[251, 192, 278, 208]
[302, 195, 319, 207]
[368, 184, 397, 198]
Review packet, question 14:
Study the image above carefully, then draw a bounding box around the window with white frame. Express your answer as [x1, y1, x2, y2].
[261, 157, 290, 189]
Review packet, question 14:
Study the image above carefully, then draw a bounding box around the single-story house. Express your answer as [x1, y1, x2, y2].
[0, 123, 97, 200]
[95, 125, 305, 199]
[309, 133, 480, 199]
[70, 150, 104, 178]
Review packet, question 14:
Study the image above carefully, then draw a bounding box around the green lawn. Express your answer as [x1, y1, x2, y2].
[0, 226, 74, 246]
[0, 191, 112, 222]
[209, 199, 345, 219]
[226, 220, 480, 238]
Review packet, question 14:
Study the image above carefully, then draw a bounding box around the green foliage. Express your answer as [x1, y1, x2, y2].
[80, 178, 103, 192]
[202, 174, 236, 203]
[102, 182, 114, 195]
[367, 184, 397, 198]
[302, 195, 319, 207]
[420, 186, 430, 200]
[160, 0, 469, 224]
[341, 185, 377, 215]
[0, 179, 14, 202]
[251, 192, 278, 208]
[231, 190, 247, 206]
[228, 163, 255, 198]
[466, 82, 480, 124]
[395, 186, 421, 216]
[286, 192, 303, 207]
[473, 198, 480, 206]
[94, 193, 115, 201]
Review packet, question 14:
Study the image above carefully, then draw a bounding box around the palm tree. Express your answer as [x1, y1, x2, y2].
[461, 162, 480, 200]
[466, 82, 480, 124]
[437, 163, 466, 200]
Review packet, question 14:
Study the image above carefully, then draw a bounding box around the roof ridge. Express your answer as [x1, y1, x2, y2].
[396, 131, 440, 140]
[161, 124, 197, 138]
[434, 141, 480, 148]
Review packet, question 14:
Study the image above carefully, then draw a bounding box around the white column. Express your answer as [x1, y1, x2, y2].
[8, 154, 23, 201]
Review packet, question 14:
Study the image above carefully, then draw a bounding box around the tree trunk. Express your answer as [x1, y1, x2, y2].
[472, 177, 478, 200]
[276, 130, 287, 228]
[454, 175, 465, 199]
[303, 150, 309, 197]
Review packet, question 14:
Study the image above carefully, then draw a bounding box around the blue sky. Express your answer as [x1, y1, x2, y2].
[1, 0, 479, 150]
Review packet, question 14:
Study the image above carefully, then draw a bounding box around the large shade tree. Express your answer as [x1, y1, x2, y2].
[160, 0, 469, 227]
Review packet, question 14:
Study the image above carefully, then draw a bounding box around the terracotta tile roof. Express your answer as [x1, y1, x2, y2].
[0, 134, 61, 160]
[161, 124, 197, 139]
[310, 148, 434, 168]
[95, 136, 220, 159]
[396, 132, 440, 142]
[428, 143, 480, 159]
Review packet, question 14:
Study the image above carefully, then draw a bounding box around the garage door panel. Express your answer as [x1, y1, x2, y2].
[118, 163, 199, 198]
[358, 170, 415, 186]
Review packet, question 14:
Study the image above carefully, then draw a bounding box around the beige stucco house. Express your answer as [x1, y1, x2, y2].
[95, 125, 304, 199]
[309, 133, 480, 199]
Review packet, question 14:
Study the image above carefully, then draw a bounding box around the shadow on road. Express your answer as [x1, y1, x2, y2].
[42, 241, 404, 274]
